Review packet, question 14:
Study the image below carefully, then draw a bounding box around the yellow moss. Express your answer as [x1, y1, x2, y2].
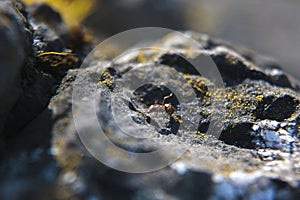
[171, 114, 183, 123]
[98, 69, 115, 91]
[194, 132, 208, 139]
[187, 80, 193, 84]
[226, 55, 238, 65]
[185, 77, 211, 97]
[193, 85, 205, 93]
[225, 93, 231, 99]
[183, 74, 190, 79]
[136, 54, 148, 63]
[256, 95, 264, 102]
[205, 92, 211, 97]
[22, 0, 95, 26]
[136, 50, 159, 63]
[215, 94, 223, 99]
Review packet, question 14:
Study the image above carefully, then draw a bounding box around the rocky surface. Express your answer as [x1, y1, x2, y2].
[0, 1, 90, 198]
[0, 0, 30, 136]
[0, 1, 300, 200]
[0, 1, 90, 140]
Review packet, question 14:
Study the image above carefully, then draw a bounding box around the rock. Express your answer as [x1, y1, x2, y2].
[0, 4, 299, 198]
[0, 0, 30, 135]
[0, 1, 90, 199]
[1, 1, 91, 139]
[42, 31, 300, 199]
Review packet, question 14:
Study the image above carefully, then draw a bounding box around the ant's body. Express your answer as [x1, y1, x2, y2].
[147, 93, 176, 115]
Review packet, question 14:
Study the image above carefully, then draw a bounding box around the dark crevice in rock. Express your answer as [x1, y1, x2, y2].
[198, 121, 210, 133]
[133, 84, 179, 107]
[253, 95, 274, 119]
[194, 33, 296, 90]
[167, 116, 181, 135]
[132, 84, 181, 135]
[212, 54, 269, 87]
[159, 54, 201, 76]
[254, 95, 298, 122]
[213, 53, 294, 88]
[219, 123, 256, 149]
[3, 72, 57, 135]
[159, 53, 295, 89]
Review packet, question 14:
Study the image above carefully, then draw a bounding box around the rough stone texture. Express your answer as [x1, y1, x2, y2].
[0, 0, 30, 135]
[0, 1, 90, 140]
[0, 2, 90, 198]
[1, 2, 300, 200]
[3, 32, 294, 199]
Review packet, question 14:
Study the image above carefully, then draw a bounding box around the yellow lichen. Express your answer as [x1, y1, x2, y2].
[136, 50, 158, 63]
[136, 54, 148, 63]
[22, 0, 95, 26]
[194, 131, 208, 139]
[171, 114, 183, 123]
[98, 69, 115, 91]
[183, 74, 190, 79]
[185, 77, 210, 97]
[256, 95, 264, 102]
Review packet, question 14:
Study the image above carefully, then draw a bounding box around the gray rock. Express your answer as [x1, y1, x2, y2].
[0, 3, 299, 198]
[44, 32, 300, 199]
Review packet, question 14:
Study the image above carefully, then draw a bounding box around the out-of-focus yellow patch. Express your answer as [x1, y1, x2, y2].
[22, 0, 95, 26]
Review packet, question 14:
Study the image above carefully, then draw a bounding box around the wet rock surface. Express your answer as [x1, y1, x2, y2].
[1, 2, 300, 200]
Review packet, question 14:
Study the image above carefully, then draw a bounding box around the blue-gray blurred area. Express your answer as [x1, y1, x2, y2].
[84, 0, 300, 79]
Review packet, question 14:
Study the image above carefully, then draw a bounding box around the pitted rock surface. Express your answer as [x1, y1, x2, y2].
[0, 2, 299, 199]
[46, 32, 300, 199]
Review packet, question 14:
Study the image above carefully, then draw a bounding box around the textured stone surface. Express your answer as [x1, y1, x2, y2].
[0, 2, 299, 199]
[0, 2, 89, 198]
[0, 1, 90, 139]
[43, 32, 300, 199]
[0, 0, 30, 135]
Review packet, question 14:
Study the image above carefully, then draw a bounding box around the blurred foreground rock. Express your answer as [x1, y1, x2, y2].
[0, 1, 300, 200]
[0, 0, 90, 140]
[0, 0, 29, 137]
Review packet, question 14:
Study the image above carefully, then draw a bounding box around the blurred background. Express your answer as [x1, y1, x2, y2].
[83, 0, 300, 79]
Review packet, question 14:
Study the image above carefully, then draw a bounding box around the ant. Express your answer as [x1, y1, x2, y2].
[147, 93, 177, 115]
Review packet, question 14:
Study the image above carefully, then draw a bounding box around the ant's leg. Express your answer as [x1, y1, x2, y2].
[162, 93, 173, 107]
